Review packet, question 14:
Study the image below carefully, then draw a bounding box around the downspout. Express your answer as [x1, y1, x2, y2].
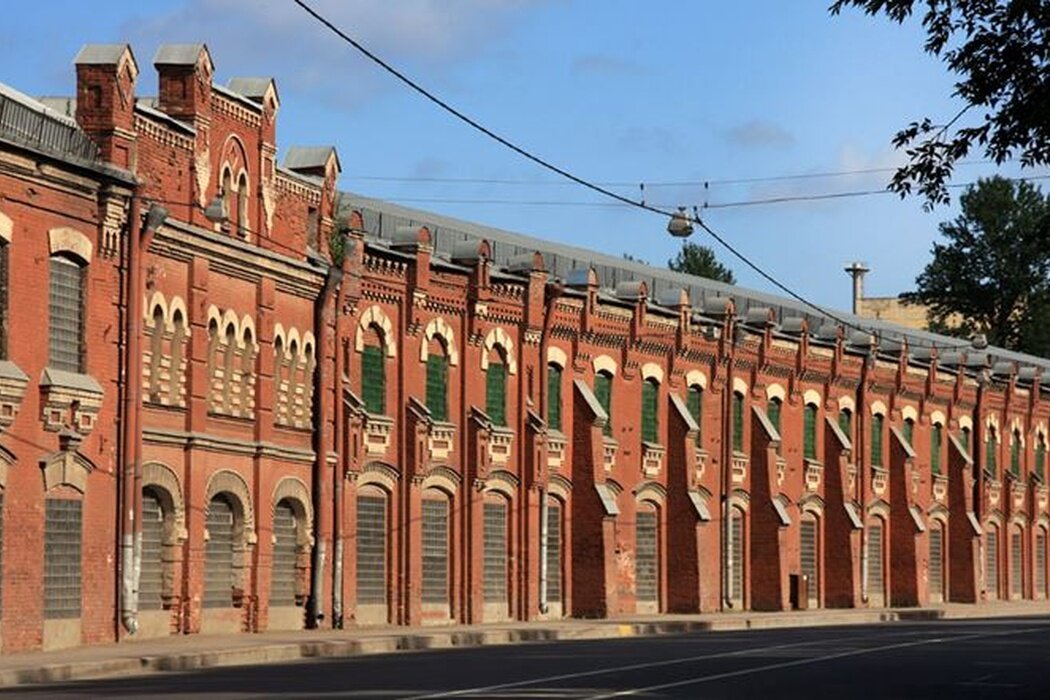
[331, 235, 353, 629]
[308, 264, 343, 627]
[120, 196, 167, 634]
[858, 344, 870, 604]
[722, 324, 736, 609]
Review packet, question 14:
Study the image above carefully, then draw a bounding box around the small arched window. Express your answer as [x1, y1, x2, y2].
[641, 378, 659, 444]
[767, 396, 782, 455]
[222, 324, 237, 413]
[594, 370, 613, 437]
[426, 340, 450, 422]
[732, 391, 745, 453]
[361, 326, 386, 416]
[687, 384, 703, 445]
[547, 363, 562, 432]
[1036, 434, 1046, 482]
[838, 408, 853, 442]
[148, 305, 165, 402]
[931, 422, 943, 475]
[871, 413, 884, 468]
[485, 347, 508, 427]
[1010, 428, 1022, 477]
[986, 426, 999, 477]
[169, 309, 186, 406]
[237, 173, 249, 240]
[903, 417, 915, 447]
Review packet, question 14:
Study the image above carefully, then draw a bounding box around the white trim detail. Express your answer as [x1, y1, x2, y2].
[48, 226, 93, 262]
[482, 326, 517, 375]
[356, 305, 397, 358]
[0, 210, 11, 244]
[593, 354, 617, 377]
[959, 415, 974, 431]
[640, 362, 664, 384]
[547, 346, 568, 369]
[420, 317, 459, 366]
[901, 405, 918, 423]
[870, 400, 888, 417]
[837, 395, 856, 413]
[803, 389, 822, 407]
[685, 370, 708, 390]
[765, 383, 786, 402]
[732, 376, 748, 396]
[930, 410, 947, 426]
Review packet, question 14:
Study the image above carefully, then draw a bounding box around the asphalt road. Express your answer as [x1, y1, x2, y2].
[4, 617, 1049, 698]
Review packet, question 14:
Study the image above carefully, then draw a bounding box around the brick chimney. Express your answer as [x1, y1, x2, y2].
[154, 43, 214, 122]
[74, 44, 138, 168]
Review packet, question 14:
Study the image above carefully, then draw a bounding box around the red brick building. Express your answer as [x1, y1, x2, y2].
[0, 43, 1048, 653]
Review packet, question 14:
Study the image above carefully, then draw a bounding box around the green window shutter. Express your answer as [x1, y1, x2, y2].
[486, 359, 507, 426]
[687, 385, 703, 445]
[839, 410, 852, 440]
[547, 364, 562, 432]
[732, 392, 744, 452]
[361, 345, 385, 415]
[641, 380, 658, 443]
[804, 404, 817, 460]
[986, 431, 998, 477]
[871, 414, 884, 468]
[931, 423, 942, 475]
[1009, 434, 1018, 475]
[903, 419, 914, 447]
[426, 353, 448, 422]
[594, 372, 612, 437]
[1036, 439, 1046, 480]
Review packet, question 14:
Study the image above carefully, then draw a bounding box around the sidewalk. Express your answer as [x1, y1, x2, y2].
[1, 602, 1048, 688]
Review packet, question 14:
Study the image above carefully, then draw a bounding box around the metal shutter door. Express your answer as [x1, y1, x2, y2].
[139, 492, 165, 610]
[271, 502, 298, 606]
[985, 529, 999, 599]
[421, 498, 449, 603]
[929, 524, 944, 603]
[44, 499, 82, 619]
[800, 517, 818, 607]
[356, 493, 387, 604]
[867, 522, 884, 604]
[636, 509, 658, 602]
[483, 500, 508, 602]
[731, 509, 744, 606]
[1011, 531, 1023, 599]
[546, 500, 562, 604]
[204, 497, 234, 608]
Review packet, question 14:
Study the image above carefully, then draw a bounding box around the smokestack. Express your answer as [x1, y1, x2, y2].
[844, 261, 869, 315]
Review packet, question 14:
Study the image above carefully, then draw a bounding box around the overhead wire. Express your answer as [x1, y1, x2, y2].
[290, 0, 992, 350]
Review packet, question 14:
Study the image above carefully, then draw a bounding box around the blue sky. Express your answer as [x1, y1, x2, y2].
[4, 0, 1045, 311]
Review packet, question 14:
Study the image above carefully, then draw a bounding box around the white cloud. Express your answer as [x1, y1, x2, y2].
[723, 119, 795, 149]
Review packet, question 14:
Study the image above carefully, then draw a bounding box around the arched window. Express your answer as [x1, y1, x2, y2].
[49, 254, 86, 373]
[800, 512, 819, 608]
[204, 494, 238, 608]
[421, 490, 450, 606]
[635, 501, 659, 605]
[221, 168, 234, 233]
[687, 384, 703, 445]
[426, 340, 450, 422]
[287, 338, 300, 421]
[838, 408, 853, 442]
[207, 319, 221, 410]
[867, 516, 885, 607]
[641, 378, 659, 444]
[1036, 434, 1046, 482]
[44, 497, 82, 620]
[361, 327, 386, 415]
[273, 336, 285, 423]
[483, 493, 510, 606]
[986, 426, 999, 478]
[929, 519, 945, 602]
[931, 423, 943, 475]
[903, 417, 915, 447]
[169, 309, 186, 405]
[803, 403, 818, 460]
[547, 363, 562, 432]
[236, 173, 248, 239]
[1010, 428, 1022, 477]
[356, 486, 389, 609]
[985, 524, 1000, 599]
[545, 496, 564, 608]
[271, 499, 299, 607]
[1010, 525, 1024, 599]
[871, 414, 885, 468]
[241, 327, 255, 415]
[221, 324, 237, 413]
[139, 487, 167, 611]
[485, 348, 508, 427]
[732, 392, 745, 453]
[1036, 527, 1048, 599]
[594, 370, 613, 437]
[729, 506, 745, 607]
[148, 305, 165, 402]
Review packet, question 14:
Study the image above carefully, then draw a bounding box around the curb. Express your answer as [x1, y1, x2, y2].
[1, 605, 1045, 689]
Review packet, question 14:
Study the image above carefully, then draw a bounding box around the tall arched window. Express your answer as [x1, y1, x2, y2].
[356, 486, 389, 611]
[687, 384, 703, 445]
[635, 501, 659, 606]
[867, 516, 886, 607]
[361, 327, 386, 415]
[986, 426, 999, 478]
[221, 324, 237, 413]
[594, 370, 613, 437]
[641, 378, 659, 443]
[800, 512, 819, 608]
[986, 524, 1000, 599]
[929, 519, 945, 603]
[1010, 428, 1022, 477]
[1010, 525, 1023, 599]
[871, 414, 885, 468]
[903, 417, 915, 447]
[421, 489, 450, 607]
[729, 506, 745, 607]
[482, 493, 510, 607]
[485, 348, 507, 426]
[547, 363, 562, 432]
[545, 496, 564, 608]
[49, 254, 86, 372]
[767, 397, 782, 455]
[732, 392, 745, 453]
[838, 408, 853, 443]
[803, 403, 818, 460]
[139, 487, 167, 611]
[204, 494, 237, 608]
[221, 168, 234, 233]
[236, 173, 248, 239]
[1036, 434, 1046, 482]
[148, 305, 165, 402]
[169, 309, 186, 405]
[1036, 527, 1048, 599]
[426, 340, 449, 422]
[931, 423, 943, 475]
[271, 499, 299, 607]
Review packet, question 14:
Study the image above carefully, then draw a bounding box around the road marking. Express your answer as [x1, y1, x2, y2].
[582, 626, 1044, 699]
[402, 629, 931, 699]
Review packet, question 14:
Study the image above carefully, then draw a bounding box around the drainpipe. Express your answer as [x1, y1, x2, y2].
[537, 281, 562, 616]
[331, 235, 353, 629]
[858, 344, 871, 604]
[120, 196, 168, 634]
[308, 264, 343, 628]
[722, 323, 736, 609]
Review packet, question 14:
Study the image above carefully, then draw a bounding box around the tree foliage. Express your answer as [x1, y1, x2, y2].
[901, 177, 1050, 356]
[667, 242, 736, 284]
[830, 1, 1050, 208]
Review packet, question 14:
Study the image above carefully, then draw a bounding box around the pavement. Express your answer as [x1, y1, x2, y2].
[0, 601, 1048, 692]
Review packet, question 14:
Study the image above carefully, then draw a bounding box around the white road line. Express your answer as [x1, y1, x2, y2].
[582, 626, 1044, 699]
[402, 629, 939, 699]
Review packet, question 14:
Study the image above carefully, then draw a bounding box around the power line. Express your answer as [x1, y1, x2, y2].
[289, 0, 872, 336]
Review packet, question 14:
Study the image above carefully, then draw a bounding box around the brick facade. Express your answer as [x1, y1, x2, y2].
[0, 42, 1048, 653]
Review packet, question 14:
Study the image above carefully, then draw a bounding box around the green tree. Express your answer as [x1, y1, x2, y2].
[668, 242, 735, 284]
[902, 177, 1050, 356]
[830, 1, 1050, 208]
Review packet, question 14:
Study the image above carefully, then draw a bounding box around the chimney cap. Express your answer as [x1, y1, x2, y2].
[75, 43, 136, 69]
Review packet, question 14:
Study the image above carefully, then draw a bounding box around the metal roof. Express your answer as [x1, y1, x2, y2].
[0, 82, 98, 164]
[227, 77, 278, 105]
[338, 190, 1050, 372]
[153, 43, 208, 66]
[74, 44, 133, 66]
[284, 146, 339, 172]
